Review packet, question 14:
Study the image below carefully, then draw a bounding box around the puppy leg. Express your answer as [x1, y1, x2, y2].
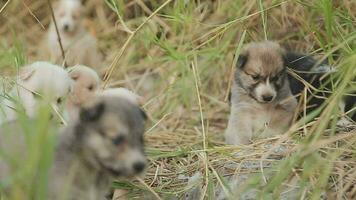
[19, 91, 36, 118]
[225, 109, 252, 145]
[336, 100, 353, 126]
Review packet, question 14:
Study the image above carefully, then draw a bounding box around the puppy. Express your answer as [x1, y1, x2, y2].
[284, 53, 355, 123]
[226, 41, 355, 145]
[0, 95, 147, 199]
[343, 95, 355, 122]
[66, 64, 100, 121]
[0, 61, 72, 124]
[47, 0, 102, 68]
[101, 88, 144, 106]
[225, 41, 298, 145]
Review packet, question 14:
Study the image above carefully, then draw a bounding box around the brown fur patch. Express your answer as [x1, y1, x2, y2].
[241, 41, 285, 77]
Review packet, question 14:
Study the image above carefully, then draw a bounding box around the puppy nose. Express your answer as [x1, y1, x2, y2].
[63, 24, 69, 31]
[262, 95, 273, 102]
[132, 162, 145, 173]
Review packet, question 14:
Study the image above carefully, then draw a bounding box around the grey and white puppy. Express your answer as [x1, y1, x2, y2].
[225, 41, 298, 145]
[0, 95, 147, 199]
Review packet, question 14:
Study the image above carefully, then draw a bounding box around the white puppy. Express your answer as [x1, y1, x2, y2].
[0, 61, 72, 124]
[101, 88, 143, 106]
[66, 65, 100, 121]
[47, 0, 102, 68]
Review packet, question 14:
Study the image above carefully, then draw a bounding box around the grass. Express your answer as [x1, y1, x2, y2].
[0, 0, 355, 199]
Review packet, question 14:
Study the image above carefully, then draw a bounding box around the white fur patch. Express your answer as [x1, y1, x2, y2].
[88, 134, 111, 159]
[0, 61, 72, 124]
[101, 88, 143, 105]
[254, 79, 276, 102]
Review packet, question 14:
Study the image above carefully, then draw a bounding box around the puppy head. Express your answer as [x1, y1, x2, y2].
[67, 65, 100, 106]
[235, 41, 287, 103]
[54, 0, 83, 35]
[18, 61, 72, 110]
[101, 88, 143, 106]
[75, 96, 147, 177]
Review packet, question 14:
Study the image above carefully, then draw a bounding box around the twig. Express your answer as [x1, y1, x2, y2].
[23, 1, 45, 30]
[136, 176, 162, 200]
[224, 30, 246, 101]
[102, 0, 173, 88]
[145, 112, 171, 134]
[47, 0, 67, 68]
[135, 0, 171, 33]
[0, 0, 10, 14]
[192, 1, 287, 50]
[191, 60, 209, 200]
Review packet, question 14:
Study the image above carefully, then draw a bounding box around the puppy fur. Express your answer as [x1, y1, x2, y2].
[0, 95, 147, 199]
[101, 88, 144, 106]
[0, 61, 72, 124]
[285, 53, 355, 123]
[66, 64, 100, 121]
[225, 41, 298, 145]
[47, 0, 102, 68]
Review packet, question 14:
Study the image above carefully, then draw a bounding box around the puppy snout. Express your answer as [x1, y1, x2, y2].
[132, 161, 145, 173]
[63, 24, 69, 31]
[262, 94, 274, 102]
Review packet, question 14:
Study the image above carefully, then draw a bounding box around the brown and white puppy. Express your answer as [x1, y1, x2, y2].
[225, 41, 298, 145]
[66, 65, 100, 121]
[47, 0, 102, 68]
[0, 95, 147, 199]
[226, 41, 355, 145]
[0, 61, 72, 124]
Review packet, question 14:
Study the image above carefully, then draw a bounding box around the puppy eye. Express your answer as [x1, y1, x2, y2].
[112, 135, 126, 146]
[71, 76, 79, 81]
[251, 74, 260, 81]
[57, 98, 63, 104]
[88, 85, 94, 91]
[271, 76, 279, 82]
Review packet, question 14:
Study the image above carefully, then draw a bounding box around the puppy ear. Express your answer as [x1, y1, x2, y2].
[79, 102, 105, 122]
[236, 53, 248, 69]
[139, 108, 147, 121]
[282, 52, 298, 68]
[19, 66, 36, 81]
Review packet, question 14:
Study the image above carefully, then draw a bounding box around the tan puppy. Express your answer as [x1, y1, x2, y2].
[47, 0, 102, 68]
[225, 41, 297, 145]
[66, 65, 100, 121]
[0, 61, 72, 124]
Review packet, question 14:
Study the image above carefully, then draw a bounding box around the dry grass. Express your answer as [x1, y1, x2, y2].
[0, 0, 355, 199]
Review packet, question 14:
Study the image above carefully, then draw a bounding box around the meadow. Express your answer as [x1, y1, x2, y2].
[0, 0, 355, 199]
